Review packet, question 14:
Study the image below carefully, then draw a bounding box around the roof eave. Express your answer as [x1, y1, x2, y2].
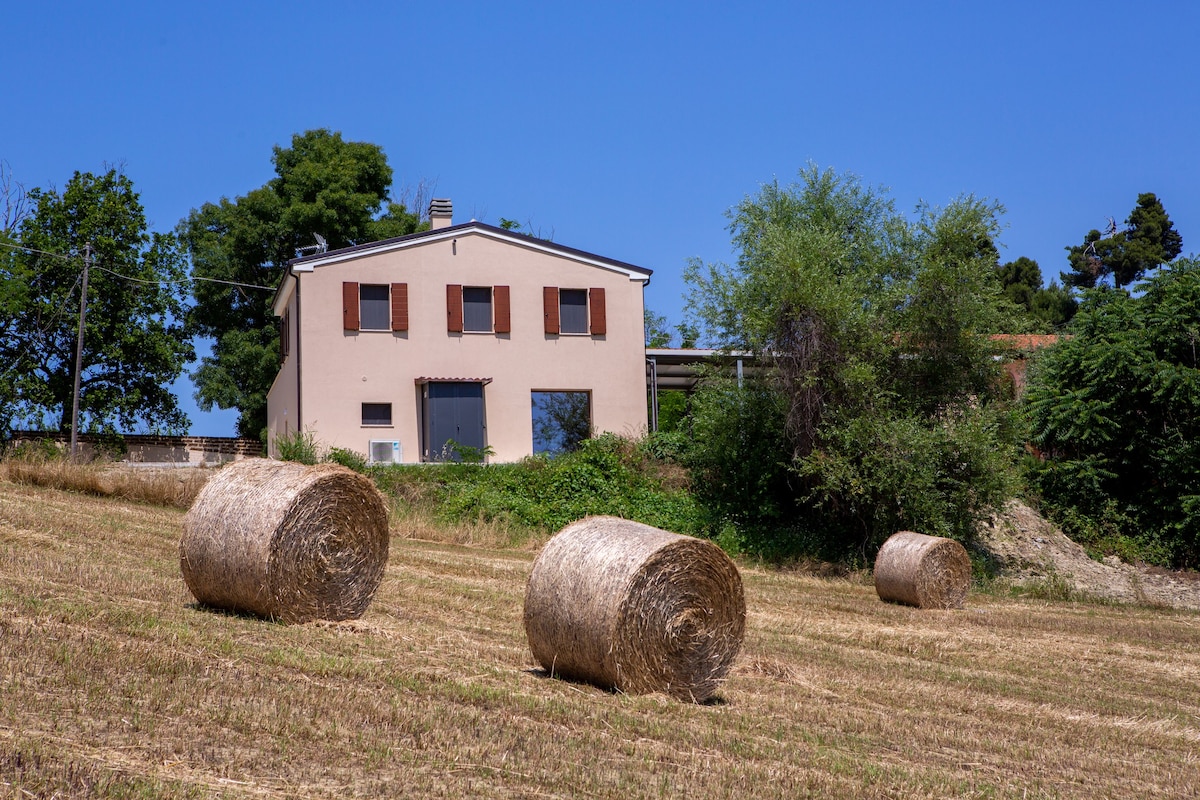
[287, 221, 653, 281]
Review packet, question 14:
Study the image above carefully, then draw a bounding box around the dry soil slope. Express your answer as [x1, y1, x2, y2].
[978, 500, 1200, 611]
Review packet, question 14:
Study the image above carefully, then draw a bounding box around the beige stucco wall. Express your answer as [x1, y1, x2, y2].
[266, 288, 300, 456]
[266, 229, 648, 463]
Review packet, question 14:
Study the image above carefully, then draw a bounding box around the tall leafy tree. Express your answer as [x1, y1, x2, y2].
[644, 309, 673, 347]
[180, 129, 425, 436]
[1065, 193, 1183, 289]
[997, 256, 1043, 310]
[0, 169, 192, 436]
[997, 256, 1077, 329]
[683, 167, 1015, 556]
[0, 162, 30, 437]
[1025, 258, 1200, 567]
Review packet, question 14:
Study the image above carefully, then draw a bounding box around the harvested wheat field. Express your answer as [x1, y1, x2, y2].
[2, 479, 1199, 799]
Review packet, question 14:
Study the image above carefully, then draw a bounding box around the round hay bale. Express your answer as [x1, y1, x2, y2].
[874, 531, 970, 609]
[181, 459, 389, 623]
[523, 516, 745, 702]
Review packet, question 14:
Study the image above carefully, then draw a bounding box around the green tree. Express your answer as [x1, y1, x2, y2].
[1065, 193, 1183, 289]
[997, 256, 1042, 310]
[1028, 280, 1077, 328]
[683, 166, 1015, 556]
[644, 308, 673, 347]
[1025, 258, 1200, 567]
[0, 162, 30, 439]
[180, 129, 425, 436]
[644, 309, 700, 349]
[997, 256, 1077, 330]
[0, 169, 192, 436]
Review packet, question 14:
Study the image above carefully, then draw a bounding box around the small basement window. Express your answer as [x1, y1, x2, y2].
[362, 402, 393, 426]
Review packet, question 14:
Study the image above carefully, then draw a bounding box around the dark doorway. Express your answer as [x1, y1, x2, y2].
[424, 382, 486, 461]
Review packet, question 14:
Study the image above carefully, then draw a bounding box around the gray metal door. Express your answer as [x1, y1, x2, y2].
[425, 382, 485, 461]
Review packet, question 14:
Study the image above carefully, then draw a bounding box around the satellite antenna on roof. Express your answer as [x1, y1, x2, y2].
[295, 233, 328, 257]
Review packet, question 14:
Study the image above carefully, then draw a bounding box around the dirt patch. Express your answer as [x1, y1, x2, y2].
[976, 500, 1200, 611]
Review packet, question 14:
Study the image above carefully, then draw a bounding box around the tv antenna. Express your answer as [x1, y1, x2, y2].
[295, 233, 328, 257]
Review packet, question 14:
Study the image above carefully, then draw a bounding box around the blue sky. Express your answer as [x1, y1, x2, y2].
[5, 1, 1198, 436]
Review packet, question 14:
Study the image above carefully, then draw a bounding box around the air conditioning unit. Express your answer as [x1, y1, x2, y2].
[369, 440, 401, 465]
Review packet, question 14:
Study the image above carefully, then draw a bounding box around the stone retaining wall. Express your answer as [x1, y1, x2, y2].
[8, 431, 263, 465]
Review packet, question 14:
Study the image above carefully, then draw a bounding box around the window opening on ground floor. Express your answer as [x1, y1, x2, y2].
[532, 391, 592, 455]
[362, 402, 393, 426]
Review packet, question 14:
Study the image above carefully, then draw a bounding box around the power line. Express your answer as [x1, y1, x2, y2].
[1, 240, 277, 291]
[0, 239, 80, 261]
[93, 264, 276, 292]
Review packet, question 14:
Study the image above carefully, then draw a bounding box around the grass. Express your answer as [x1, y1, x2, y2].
[2, 472, 1199, 798]
[1, 457, 211, 509]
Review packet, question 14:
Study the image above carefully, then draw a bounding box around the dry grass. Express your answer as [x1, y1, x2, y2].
[386, 488, 542, 551]
[0, 458, 212, 509]
[2, 478, 1199, 799]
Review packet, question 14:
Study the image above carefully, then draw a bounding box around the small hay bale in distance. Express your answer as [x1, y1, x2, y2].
[523, 516, 745, 703]
[181, 458, 389, 623]
[874, 531, 971, 609]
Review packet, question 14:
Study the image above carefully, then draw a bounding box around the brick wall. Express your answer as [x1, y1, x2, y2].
[8, 431, 263, 465]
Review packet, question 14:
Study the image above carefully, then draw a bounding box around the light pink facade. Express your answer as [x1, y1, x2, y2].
[266, 203, 651, 463]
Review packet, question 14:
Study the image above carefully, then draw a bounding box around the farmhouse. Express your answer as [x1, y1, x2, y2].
[266, 199, 652, 463]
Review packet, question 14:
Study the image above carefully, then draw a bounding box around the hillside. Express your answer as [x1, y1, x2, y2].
[2, 479, 1198, 799]
[979, 500, 1200, 611]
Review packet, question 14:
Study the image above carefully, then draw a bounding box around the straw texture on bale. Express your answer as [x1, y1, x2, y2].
[181, 459, 389, 623]
[523, 516, 745, 702]
[874, 530, 970, 609]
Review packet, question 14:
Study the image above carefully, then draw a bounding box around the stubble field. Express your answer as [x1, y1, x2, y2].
[1, 478, 1198, 799]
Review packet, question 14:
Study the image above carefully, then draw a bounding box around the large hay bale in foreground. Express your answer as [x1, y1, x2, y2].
[523, 516, 745, 702]
[874, 531, 970, 609]
[181, 459, 389, 623]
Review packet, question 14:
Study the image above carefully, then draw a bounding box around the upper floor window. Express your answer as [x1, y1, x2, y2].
[543, 287, 606, 336]
[343, 282, 407, 332]
[446, 285, 510, 334]
[463, 287, 493, 332]
[558, 289, 588, 334]
[360, 284, 390, 331]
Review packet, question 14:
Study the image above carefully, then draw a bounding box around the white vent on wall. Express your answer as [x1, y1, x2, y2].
[369, 440, 401, 465]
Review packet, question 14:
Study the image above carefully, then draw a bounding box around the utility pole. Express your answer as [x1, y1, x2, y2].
[70, 242, 91, 459]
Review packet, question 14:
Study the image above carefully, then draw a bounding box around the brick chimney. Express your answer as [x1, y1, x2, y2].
[429, 198, 453, 230]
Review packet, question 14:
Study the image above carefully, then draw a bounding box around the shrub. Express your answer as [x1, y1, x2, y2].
[326, 447, 368, 473]
[275, 428, 320, 465]
[373, 434, 706, 539]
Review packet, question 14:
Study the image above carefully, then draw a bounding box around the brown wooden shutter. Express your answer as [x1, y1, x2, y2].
[446, 284, 463, 332]
[589, 287, 606, 335]
[543, 286, 559, 334]
[343, 282, 360, 330]
[493, 285, 511, 333]
[391, 283, 408, 331]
